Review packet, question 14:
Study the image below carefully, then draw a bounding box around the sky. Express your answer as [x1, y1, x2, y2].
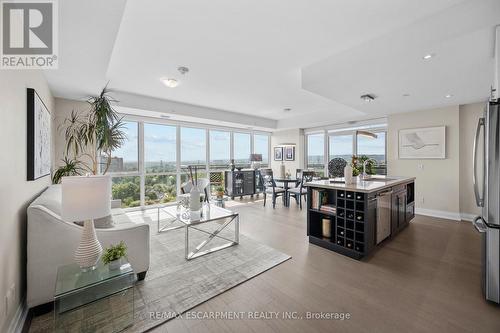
[114, 121, 269, 163]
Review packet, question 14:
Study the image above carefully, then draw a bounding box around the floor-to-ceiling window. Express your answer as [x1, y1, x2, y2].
[233, 132, 251, 168]
[306, 133, 325, 176]
[108, 118, 270, 208]
[357, 131, 386, 174]
[144, 123, 177, 205]
[329, 134, 353, 163]
[209, 130, 231, 170]
[109, 121, 140, 207]
[254, 134, 269, 167]
[306, 126, 387, 178]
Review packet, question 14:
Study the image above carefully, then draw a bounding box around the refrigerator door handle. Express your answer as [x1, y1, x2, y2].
[472, 216, 487, 233]
[473, 117, 485, 207]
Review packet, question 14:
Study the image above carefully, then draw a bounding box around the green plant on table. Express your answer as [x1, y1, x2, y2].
[52, 157, 84, 184]
[214, 185, 225, 197]
[351, 155, 375, 176]
[102, 241, 127, 264]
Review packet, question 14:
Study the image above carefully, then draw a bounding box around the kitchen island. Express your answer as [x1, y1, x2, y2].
[305, 176, 415, 260]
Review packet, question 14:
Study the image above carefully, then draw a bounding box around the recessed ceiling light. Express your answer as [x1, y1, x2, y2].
[403, 93, 410, 97]
[360, 94, 376, 102]
[178, 66, 189, 75]
[284, 108, 292, 112]
[161, 78, 178, 88]
[445, 94, 453, 98]
[423, 53, 435, 60]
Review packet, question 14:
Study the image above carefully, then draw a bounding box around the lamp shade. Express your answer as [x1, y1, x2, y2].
[61, 175, 111, 221]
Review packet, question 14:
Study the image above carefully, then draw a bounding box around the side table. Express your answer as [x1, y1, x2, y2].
[54, 261, 136, 332]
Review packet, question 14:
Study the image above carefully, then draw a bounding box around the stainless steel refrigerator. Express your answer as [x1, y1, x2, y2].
[472, 99, 500, 304]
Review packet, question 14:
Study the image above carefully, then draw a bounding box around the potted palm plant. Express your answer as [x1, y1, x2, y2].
[53, 86, 127, 183]
[215, 185, 225, 198]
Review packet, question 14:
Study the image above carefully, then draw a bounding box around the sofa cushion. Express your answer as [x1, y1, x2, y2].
[30, 185, 62, 216]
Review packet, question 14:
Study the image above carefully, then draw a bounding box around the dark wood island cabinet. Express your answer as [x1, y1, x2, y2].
[306, 176, 415, 260]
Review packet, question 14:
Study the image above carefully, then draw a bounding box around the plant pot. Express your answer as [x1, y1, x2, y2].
[216, 191, 224, 198]
[108, 258, 124, 270]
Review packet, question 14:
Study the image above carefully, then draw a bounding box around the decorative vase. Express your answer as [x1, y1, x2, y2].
[280, 162, 286, 178]
[344, 165, 353, 184]
[230, 159, 235, 171]
[74, 219, 102, 271]
[189, 184, 201, 212]
[322, 218, 331, 238]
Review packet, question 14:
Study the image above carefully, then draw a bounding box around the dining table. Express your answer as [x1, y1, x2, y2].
[274, 177, 298, 207]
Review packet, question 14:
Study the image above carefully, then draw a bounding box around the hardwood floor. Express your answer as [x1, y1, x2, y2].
[152, 197, 500, 333]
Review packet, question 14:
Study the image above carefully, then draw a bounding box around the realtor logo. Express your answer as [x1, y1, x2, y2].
[1, 0, 58, 69]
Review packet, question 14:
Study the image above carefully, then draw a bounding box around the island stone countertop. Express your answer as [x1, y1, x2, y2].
[305, 175, 416, 193]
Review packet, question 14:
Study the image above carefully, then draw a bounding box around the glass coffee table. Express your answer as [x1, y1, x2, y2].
[157, 204, 239, 260]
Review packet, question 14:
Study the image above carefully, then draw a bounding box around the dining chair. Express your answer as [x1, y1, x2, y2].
[260, 169, 285, 208]
[287, 170, 314, 209]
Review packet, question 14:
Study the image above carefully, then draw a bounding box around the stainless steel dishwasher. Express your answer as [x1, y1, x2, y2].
[376, 189, 393, 244]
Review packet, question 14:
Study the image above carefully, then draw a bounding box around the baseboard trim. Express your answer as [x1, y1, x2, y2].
[7, 299, 28, 333]
[460, 213, 477, 222]
[415, 208, 461, 221]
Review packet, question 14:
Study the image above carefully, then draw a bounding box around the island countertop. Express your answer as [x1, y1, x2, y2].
[305, 175, 415, 193]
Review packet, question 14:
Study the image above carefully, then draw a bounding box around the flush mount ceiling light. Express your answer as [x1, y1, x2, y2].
[445, 94, 453, 98]
[423, 53, 435, 60]
[161, 78, 178, 88]
[283, 107, 292, 112]
[403, 93, 410, 97]
[360, 94, 376, 102]
[356, 130, 378, 139]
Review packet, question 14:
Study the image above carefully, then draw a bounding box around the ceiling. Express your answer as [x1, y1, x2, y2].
[44, 0, 500, 131]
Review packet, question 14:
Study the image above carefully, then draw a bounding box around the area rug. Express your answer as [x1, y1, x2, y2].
[29, 215, 291, 332]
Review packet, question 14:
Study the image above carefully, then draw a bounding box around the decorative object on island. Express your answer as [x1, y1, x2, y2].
[229, 159, 236, 171]
[344, 164, 353, 184]
[328, 158, 347, 178]
[351, 155, 375, 176]
[53, 87, 127, 183]
[27, 88, 51, 181]
[322, 218, 331, 238]
[284, 145, 295, 161]
[274, 146, 283, 161]
[398, 126, 446, 159]
[250, 153, 262, 169]
[61, 175, 112, 270]
[102, 241, 128, 270]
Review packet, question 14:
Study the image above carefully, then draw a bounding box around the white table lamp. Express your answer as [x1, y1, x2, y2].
[62, 175, 111, 270]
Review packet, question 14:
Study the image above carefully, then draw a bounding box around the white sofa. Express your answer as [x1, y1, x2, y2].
[27, 185, 150, 308]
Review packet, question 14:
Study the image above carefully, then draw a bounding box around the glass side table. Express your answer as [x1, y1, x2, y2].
[54, 261, 136, 332]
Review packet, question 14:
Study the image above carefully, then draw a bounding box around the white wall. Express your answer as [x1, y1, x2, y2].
[270, 129, 304, 176]
[387, 106, 461, 219]
[459, 102, 484, 218]
[0, 71, 54, 331]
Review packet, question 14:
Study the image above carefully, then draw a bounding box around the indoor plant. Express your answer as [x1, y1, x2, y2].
[102, 241, 127, 270]
[351, 155, 375, 177]
[215, 185, 225, 198]
[53, 86, 127, 183]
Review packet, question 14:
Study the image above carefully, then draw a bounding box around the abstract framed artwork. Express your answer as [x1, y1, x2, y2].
[27, 88, 51, 180]
[284, 145, 295, 161]
[274, 147, 283, 161]
[399, 126, 445, 159]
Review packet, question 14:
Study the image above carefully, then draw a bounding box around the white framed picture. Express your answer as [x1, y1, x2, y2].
[399, 126, 446, 159]
[27, 88, 51, 180]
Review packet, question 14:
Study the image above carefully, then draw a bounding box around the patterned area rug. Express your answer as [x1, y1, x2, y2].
[29, 213, 291, 332]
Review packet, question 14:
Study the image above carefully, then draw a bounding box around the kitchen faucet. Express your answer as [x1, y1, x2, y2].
[361, 158, 378, 180]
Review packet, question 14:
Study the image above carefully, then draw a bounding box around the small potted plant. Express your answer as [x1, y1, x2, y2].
[102, 241, 127, 270]
[214, 185, 225, 198]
